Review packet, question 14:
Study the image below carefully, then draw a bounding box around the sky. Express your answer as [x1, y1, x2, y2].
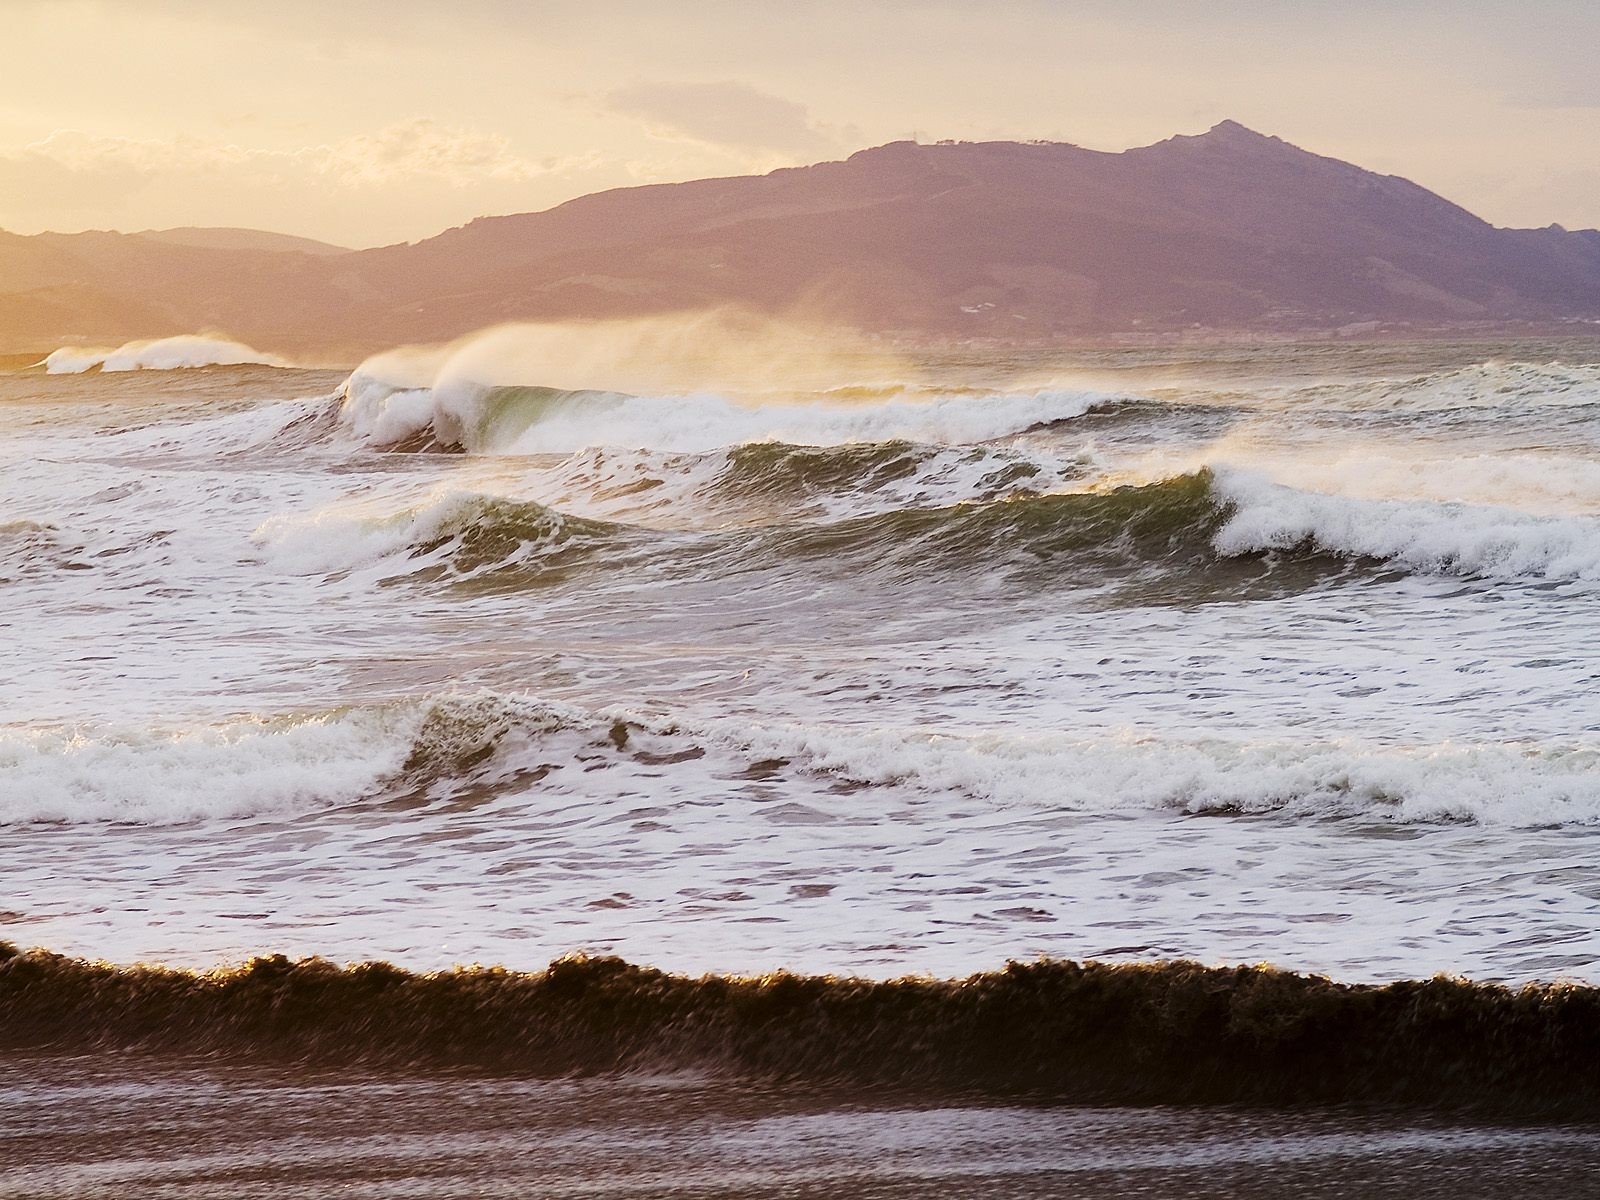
[3, 0, 1598, 248]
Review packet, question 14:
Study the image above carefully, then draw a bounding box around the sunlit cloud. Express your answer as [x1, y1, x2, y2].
[11, 120, 567, 189]
[604, 81, 843, 158]
[0, 121, 618, 243]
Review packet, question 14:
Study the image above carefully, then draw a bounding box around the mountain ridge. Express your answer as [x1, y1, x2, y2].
[5, 122, 1600, 354]
[135, 227, 352, 256]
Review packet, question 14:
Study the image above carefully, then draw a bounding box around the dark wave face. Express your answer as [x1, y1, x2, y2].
[3, 944, 1598, 1118]
[328, 470, 1362, 609]
[717, 440, 1053, 507]
[396, 498, 637, 590]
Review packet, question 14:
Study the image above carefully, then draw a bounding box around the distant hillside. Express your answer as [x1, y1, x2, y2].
[5, 122, 1600, 353]
[136, 227, 351, 256]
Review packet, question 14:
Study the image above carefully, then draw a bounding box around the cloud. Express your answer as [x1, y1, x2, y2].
[0, 120, 617, 244]
[10, 120, 563, 189]
[604, 81, 840, 157]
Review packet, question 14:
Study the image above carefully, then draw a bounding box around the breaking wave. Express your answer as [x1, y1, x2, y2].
[1214, 469, 1600, 581]
[9, 691, 1600, 828]
[536, 440, 1098, 526]
[252, 472, 1238, 596]
[340, 371, 1116, 455]
[2, 946, 1597, 1116]
[41, 335, 288, 374]
[1327, 360, 1600, 412]
[0, 707, 417, 825]
[733, 723, 1600, 827]
[254, 462, 1600, 595]
[255, 491, 632, 580]
[0, 695, 610, 825]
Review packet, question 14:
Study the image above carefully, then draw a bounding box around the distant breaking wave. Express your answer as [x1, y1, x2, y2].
[8, 691, 1600, 827]
[340, 372, 1118, 454]
[1150, 359, 1600, 417]
[41, 335, 289, 374]
[1321, 359, 1600, 413]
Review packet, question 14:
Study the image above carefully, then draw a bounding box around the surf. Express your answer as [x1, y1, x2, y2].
[40, 334, 290, 374]
[12, 689, 1600, 829]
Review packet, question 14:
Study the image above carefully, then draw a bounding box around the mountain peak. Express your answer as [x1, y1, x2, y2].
[1189, 120, 1289, 151]
[1129, 120, 1296, 160]
[1206, 119, 1262, 139]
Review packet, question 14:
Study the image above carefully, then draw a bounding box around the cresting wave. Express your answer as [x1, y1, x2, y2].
[251, 472, 1243, 593]
[2, 945, 1597, 1117]
[254, 491, 631, 579]
[9, 692, 1600, 827]
[537, 439, 1096, 525]
[340, 375, 1117, 454]
[254, 463, 1600, 591]
[1212, 469, 1600, 581]
[40, 335, 289, 374]
[0, 696, 603, 824]
[735, 723, 1600, 827]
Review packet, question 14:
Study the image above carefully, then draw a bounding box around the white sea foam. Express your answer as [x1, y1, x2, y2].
[42, 335, 288, 374]
[533, 441, 1099, 526]
[1211, 468, 1600, 580]
[1334, 360, 1600, 412]
[252, 490, 603, 576]
[0, 709, 417, 824]
[727, 722, 1600, 827]
[502, 387, 1110, 454]
[0, 694, 650, 826]
[342, 373, 1114, 455]
[10, 689, 1600, 829]
[1224, 449, 1600, 517]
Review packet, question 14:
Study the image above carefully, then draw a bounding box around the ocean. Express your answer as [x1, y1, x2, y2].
[4, 330, 1600, 1191]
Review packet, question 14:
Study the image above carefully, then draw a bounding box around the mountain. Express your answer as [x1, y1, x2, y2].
[135, 227, 351, 256]
[5, 121, 1600, 354]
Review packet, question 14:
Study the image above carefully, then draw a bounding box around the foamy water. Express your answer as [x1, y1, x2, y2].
[4, 339, 1600, 983]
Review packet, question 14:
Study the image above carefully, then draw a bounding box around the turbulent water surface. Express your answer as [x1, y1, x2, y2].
[8, 1059, 1600, 1199]
[5, 337, 1600, 984]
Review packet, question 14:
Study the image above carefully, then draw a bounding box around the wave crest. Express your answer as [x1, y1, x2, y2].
[255, 491, 629, 581]
[11, 690, 1598, 828]
[1335, 360, 1600, 412]
[3, 947, 1597, 1115]
[340, 375, 1114, 455]
[42, 335, 288, 374]
[0, 695, 614, 826]
[1214, 469, 1600, 581]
